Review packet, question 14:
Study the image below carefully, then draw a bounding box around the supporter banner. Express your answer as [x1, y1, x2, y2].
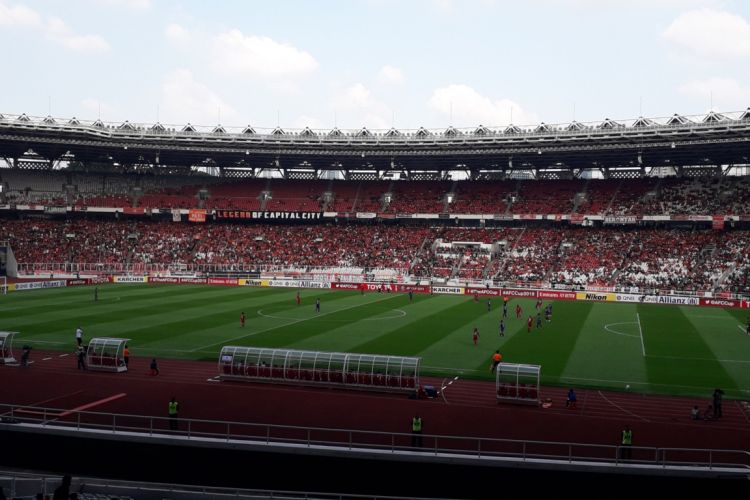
[188, 209, 206, 223]
[712, 215, 725, 231]
[394, 284, 430, 294]
[699, 298, 741, 308]
[432, 286, 465, 295]
[331, 282, 363, 291]
[519, 214, 537, 220]
[671, 215, 712, 222]
[356, 212, 377, 219]
[14, 280, 67, 291]
[113, 276, 148, 283]
[172, 209, 181, 222]
[74, 206, 88, 212]
[397, 213, 414, 219]
[207, 277, 238, 286]
[493, 214, 513, 221]
[149, 277, 180, 284]
[253, 210, 322, 220]
[576, 292, 616, 302]
[44, 206, 67, 214]
[123, 207, 145, 215]
[501, 288, 537, 298]
[66, 279, 91, 286]
[570, 214, 585, 225]
[379, 213, 396, 220]
[538, 290, 577, 300]
[464, 287, 502, 297]
[604, 216, 637, 225]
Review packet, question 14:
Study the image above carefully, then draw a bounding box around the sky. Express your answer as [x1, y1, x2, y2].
[1, 0, 749, 131]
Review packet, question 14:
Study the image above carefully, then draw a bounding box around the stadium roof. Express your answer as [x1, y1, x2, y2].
[1, 109, 749, 174]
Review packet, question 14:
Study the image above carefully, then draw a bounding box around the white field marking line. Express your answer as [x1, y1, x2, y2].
[191, 294, 400, 352]
[42, 357, 52, 361]
[689, 314, 739, 320]
[559, 375, 747, 393]
[597, 390, 650, 423]
[257, 308, 407, 322]
[603, 322, 640, 338]
[739, 325, 748, 335]
[647, 354, 750, 364]
[21, 340, 67, 345]
[58, 354, 70, 358]
[636, 313, 646, 357]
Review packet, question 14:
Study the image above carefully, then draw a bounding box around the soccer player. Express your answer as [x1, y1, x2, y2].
[474, 292, 479, 302]
[502, 301, 508, 318]
[315, 298, 321, 313]
[240, 312, 246, 328]
[545, 305, 552, 323]
[472, 326, 480, 346]
[536, 312, 543, 329]
[527, 315, 533, 333]
[487, 299, 491, 312]
[93, 287, 98, 302]
[536, 298, 543, 311]
[499, 319, 505, 337]
[296, 291, 301, 306]
[75, 326, 84, 347]
[409, 291, 414, 302]
[746, 316, 749, 335]
[516, 303, 522, 319]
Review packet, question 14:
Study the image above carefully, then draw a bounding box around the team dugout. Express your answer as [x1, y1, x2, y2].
[496, 362, 541, 405]
[218, 346, 420, 394]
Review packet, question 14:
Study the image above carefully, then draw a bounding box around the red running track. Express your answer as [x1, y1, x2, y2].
[2, 351, 749, 454]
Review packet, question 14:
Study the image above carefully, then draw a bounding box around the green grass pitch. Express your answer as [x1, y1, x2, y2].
[3, 284, 749, 399]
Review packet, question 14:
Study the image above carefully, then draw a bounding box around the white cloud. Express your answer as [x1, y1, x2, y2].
[47, 17, 110, 53]
[428, 84, 538, 126]
[331, 83, 392, 129]
[293, 115, 325, 129]
[663, 9, 750, 59]
[678, 78, 750, 111]
[377, 65, 404, 84]
[0, 2, 109, 53]
[164, 23, 190, 46]
[213, 30, 318, 78]
[0, 1, 40, 25]
[160, 69, 237, 126]
[90, 0, 151, 9]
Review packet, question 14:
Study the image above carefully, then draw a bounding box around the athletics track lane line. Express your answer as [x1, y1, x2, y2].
[13, 393, 127, 418]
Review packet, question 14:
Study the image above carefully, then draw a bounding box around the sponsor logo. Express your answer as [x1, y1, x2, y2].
[603, 216, 637, 225]
[149, 277, 180, 284]
[91, 277, 110, 284]
[179, 278, 207, 285]
[502, 288, 537, 298]
[395, 284, 430, 293]
[538, 290, 576, 300]
[332, 282, 362, 290]
[14, 280, 66, 291]
[700, 298, 739, 308]
[465, 288, 501, 296]
[432, 286, 464, 295]
[207, 278, 238, 286]
[576, 292, 615, 302]
[114, 276, 148, 283]
[66, 279, 89, 286]
[653, 296, 699, 306]
[238, 279, 263, 286]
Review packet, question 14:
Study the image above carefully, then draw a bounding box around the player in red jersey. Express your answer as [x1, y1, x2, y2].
[516, 303, 522, 319]
[296, 291, 301, 306]
[527, 315, 533, 333]
[240, 312, 246, 328]
[472, 326, 480, 345]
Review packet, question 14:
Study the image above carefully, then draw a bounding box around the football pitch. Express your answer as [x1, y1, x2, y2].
[3, 284, 750, 399]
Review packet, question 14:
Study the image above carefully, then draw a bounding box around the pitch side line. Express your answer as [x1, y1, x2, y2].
[739, 325, 748, 335]
[596, 390, 650, 422]
[636, 313, 646, 357]
[191, 294, 401, 352]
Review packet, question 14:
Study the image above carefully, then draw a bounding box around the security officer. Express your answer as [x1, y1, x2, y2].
[620, 426, 632, 459]
[168, 397, 180, 431]
[411, 414, 422, 447]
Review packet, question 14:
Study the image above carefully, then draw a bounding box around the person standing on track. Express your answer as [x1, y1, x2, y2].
[240, 312, 246, 328]
[75, 326, 83, 347]
[411, 414, 423, 447]
[76, 345, 86, 370]
[620, 426, 633, 460]
[150, 358, 160, 376]
[713, 388, 724, 418]
[168, 397, 180, 431]
[472, 326, 480, 346]
[123, 344, 130, 369]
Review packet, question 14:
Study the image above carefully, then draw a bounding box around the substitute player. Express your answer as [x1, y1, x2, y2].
[472, 326, 480, 346]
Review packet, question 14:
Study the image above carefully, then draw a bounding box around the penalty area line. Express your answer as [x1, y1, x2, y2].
[636, 313, 646, 357]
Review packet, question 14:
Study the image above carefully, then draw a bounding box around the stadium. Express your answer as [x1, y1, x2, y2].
[2, 2, 750, 497]
[1, 106, 749, 497]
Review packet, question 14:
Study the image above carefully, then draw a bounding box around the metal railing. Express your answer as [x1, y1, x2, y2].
[1, 403, 748, 470]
